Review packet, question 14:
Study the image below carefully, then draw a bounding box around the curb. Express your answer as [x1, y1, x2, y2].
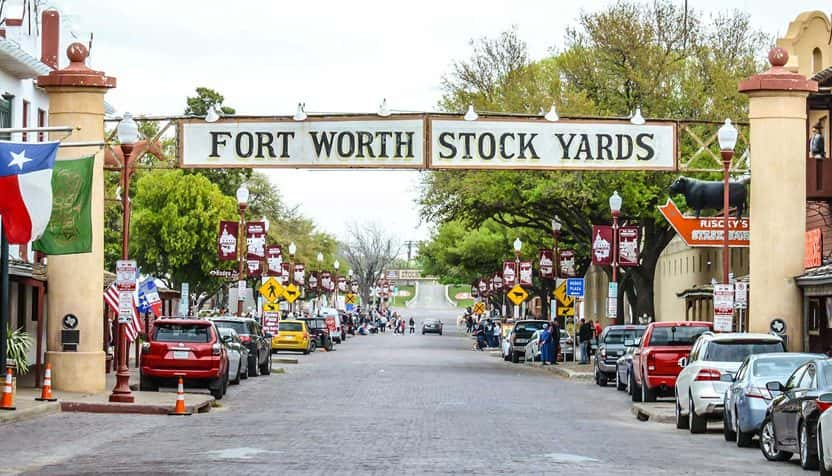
[547, 366, 594, 380]
[444, 284, 457, 307]
[405, 282, 419, 308]
[60, 397, 213, 415]
[630, 403, 675, 424]
[275, 357, 299, 364]
[0, 401, 60, 425]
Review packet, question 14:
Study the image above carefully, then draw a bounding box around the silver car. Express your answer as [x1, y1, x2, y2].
[816, 393, 832, 476]
[218, 327, 250, 384]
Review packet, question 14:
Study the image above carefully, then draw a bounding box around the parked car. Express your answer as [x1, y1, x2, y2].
[217, 327, 250, 384]
[211, 317, 272, 376]
[815, 393, 832, 476]
[422, 318, 443, 335]
[298, 317, 334, 351]
[616, 339, 640, 392]
[760, 357, 832, 469]
[559, 329, 574, 362]
[674, 332, 785, 433]
[501, 322, 516, 361]
[319, 308, 344, 343]
[273, 320, 313, 354]
[631, 321, 712, 404]
[508, 320, 549, 363]
[594, 325, 647, 387]
[140, 318, 229, 399]
[722, 352, 822, 447]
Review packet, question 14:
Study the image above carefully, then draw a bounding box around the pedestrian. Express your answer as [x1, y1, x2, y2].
[466, 314, 474, 334]
[593, 319, 602, 339]
[578, 318, 593, 364]
[551, 320, 561, 365]
[492, 321, 501, 348]
[409, 317, 415, 334]
[538, 323, 555, 365]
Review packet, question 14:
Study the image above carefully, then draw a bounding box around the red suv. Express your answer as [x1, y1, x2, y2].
[140, 318, 229, 399]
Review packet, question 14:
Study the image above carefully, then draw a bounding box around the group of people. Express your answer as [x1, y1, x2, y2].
[354, 309, 417, 335]
[577, 317, 603, 364]
[470, 318, 502, 351]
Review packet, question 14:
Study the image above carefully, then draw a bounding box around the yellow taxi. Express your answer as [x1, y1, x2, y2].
[273, 320, 312, 354]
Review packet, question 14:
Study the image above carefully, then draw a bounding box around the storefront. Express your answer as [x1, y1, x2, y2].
[797, 264, 832, 353]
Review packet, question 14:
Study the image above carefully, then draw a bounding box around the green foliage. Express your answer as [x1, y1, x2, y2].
[447, 284, 474, 309]
[184, 86, 236, 116]
[6, 326, 32, 374]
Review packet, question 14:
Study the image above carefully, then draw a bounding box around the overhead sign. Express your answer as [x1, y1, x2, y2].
[472, 302, 486, 314]
[507, 285, 529, 306]
[283, 283, 300, 303]
[566, 278, 585, 298]
[713, 284, 734, 332]
[180, 117, 425, 169]
[259, 277, 284, 303]
[658, 199, 749, 247]
[429, 119, 675, 170]
[553, 281, 575, 317]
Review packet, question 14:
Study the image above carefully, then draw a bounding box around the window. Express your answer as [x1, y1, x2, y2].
[814, 48, 823, 74]
[648, 326, 710, 346]
[21, 100, 28, 141]
[786, 365, 807, 390]
[37, 108, 45, 141]
[703, 340, 785, 362]
[213, 320, 248, 335]
[734, 360, 748, 382]
[279, 322, 303, 332]
[752, 356, 816, 379]
[798, 364, 817, 390]
[153, 324, 211, 343]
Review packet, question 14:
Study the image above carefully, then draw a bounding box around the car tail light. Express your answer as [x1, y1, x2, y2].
[818, 398, 832, 414]
[212, 343, 221, 356]
[239, 335, 251, 344]
[745, 386, 772, 400]
[141, 342, 150, 353]
[695, 368, 722, 381]
[302, 332, 309, 340]
[647, 352, 655, 371]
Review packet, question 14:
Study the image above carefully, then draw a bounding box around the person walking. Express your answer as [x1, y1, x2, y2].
[409, 317, 415, 334]
[538, 323, 555, 365]
[492, 321, 501, 348]
[551, 320, 561, 365]
[578, 318, 593, 364]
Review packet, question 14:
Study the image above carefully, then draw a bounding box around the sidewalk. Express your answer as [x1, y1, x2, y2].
[486, 348, 594, 380]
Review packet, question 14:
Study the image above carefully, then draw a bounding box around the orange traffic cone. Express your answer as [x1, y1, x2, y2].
[35, 363, 57, 402]
[0, 368, 15, 410]
[168, 377, 192, 416]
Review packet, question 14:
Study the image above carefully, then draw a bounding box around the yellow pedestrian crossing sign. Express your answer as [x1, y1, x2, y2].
[553, 281, 575, 317]
[472, 302, 486, 314]
[283, 283, 300, 303]
[259, 277, 284, 303]
[345, 293, 357, 305]
[263, 302, 280, 312]
[507, 285, 528, 306]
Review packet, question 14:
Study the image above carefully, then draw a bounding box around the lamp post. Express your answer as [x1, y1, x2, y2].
[235, 184, 249, 317]
[333, 259, 340, 310]
[513, 238, 522, 319]
[109, 112, 139, 403]
[288, 242, 297, 315]
[316, 252, 323, 313]
[609, 191, 623, 323]
[717, 119, 738, 285]
[551, 215, 562, 322]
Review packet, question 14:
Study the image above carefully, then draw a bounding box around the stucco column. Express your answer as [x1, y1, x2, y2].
[740, 48, 816, 351]
[37, 43, 116, 392]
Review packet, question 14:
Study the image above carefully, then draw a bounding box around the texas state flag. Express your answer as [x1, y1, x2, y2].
[0, 141, 60, 244]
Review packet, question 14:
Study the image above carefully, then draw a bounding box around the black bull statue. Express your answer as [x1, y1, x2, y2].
[668, 176, 748, 218]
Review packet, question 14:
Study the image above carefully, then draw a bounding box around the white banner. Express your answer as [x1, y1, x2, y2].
[180, 118, 424, 169]
[429, 119, 675, 170]
[713, 284, 734, 332]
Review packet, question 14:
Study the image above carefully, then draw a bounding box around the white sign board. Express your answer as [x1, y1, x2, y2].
[237, 280, 246, 301]
[115, 260, 137, 292]
[179, 282, 190, 316]
[735, 282, 748, 309]
[180, 118, 425, 169]
[118, 291, 134, 323]
[429, 119, 676, 170]
[713, 284, 734, 332]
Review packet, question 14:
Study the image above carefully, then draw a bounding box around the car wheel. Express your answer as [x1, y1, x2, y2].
[631, 373, 642, 403]
[616, 369, 626, 391]
[139, 373, 158, 392]
[511, 352, 519, 364]
[760, 418, 792, 461]
[735, 407, 753, 447]
[260, 352, 272, 375]
[310, 341, 318, 352]
[210, 377, 223, 400]
[820, 424, 832, 476]
[800, 421, 819, 470]
[249, 355, 259, 377]
[689, 395, 707, 434]
[675, 393, 689, 430]
[642, 381, 655, 403]
[326, 340, 334, 352]
[723, 406, 736, 442]
[222, 368, 229, 395]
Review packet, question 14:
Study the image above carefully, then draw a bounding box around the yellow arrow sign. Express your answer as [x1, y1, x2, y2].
[259, 277, 284, 304]
[345, 293, 357, 305]
[553, 281, 575, 317]
[472, 302, 486, 314]
[507, 285, 529, 306]
[283, 283, 300, 303]
[263, 302, 280, 312]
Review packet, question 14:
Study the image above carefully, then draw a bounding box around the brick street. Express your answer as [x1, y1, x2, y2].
[0, 309, 807, 475]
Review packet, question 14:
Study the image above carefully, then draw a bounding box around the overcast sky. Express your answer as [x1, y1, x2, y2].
[50, 0, 827, 246]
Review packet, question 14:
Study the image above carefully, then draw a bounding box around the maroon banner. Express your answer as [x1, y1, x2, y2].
[478, 278, 488, 296]
[592, 225, 613, 266]
[217, 221, 239, 261]
[245, 222, 266, 260]
[618, 226, 640, 267]
[559, 250, 576, 277]
[281, 262, 291, 285]
[492, 272, 504, 291]
[247, 259, 262, 277]
[538, 249, 554, 279]
[266, 245, 283, 276]
[294, 263, 305, 285]
[470, 283, 479, 298]
[502, 261, 517, 287]
[320, 271, 332, 291]
[307, 272, 318, 290]
[350, 282, 359, 293]
[519, 261, 533, 286]
[337, 276, 347, 292]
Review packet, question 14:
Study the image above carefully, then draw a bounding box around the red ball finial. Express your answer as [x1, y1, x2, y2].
[66, 42, 88, 64]
[768, 47, 788, 68]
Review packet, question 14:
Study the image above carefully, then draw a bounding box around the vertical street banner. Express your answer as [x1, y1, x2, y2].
[338, 276, 348, 292]
[32, 155, 94, 255]
[281, 262, 291, 285]
[592, 225, 613, 266]
[519, 261, 533, 286]
[806, 228, 823, 269]
[493, 272, 504, 292]
[266, 245, 283, 275]
[217, 221, 239, 261]
[294, 263, 305, 285]
[320, 271, 332, 291]
[559, 250, 576, 277]
[307, 272, 318, 291]
[502, 261, 517, 287]
[246, 222, 266, 276]
[618, 226, 641, 267]
[538, 249, 554, 279]
[478, 279, 488, 296]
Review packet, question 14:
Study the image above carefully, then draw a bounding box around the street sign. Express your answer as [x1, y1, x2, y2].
[472, 302, 486, 314]
[713, 284, 734, 332]
[507, 285, 528, 306]
[115, 260, 137, 291]
[180, 282, 190, 315]
[606, 282, 617, 319]
[735, 282, 748, 309]
[345, 293, 357, 305]
[263, 312, 280, 336]
[259, 277, 284, 303]
[553, 281, 575, 317]
[566, 278, 585, 297]
[770, 318, 787, 335]
[658, 199, 749, 248]
[263, 302, 280, 312]
[118, 291, 134, 323]
[283, 283, 300, 303]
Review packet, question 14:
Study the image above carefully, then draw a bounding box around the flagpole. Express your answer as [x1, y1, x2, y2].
[0, 226, 9, 373]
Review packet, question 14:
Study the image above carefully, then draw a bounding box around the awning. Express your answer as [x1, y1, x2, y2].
[0, 37, 51, 79]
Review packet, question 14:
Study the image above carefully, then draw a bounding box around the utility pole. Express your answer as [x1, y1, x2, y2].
[403, 240, 418, 265]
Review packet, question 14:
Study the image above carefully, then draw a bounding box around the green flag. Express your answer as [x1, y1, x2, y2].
[32, 155, 94, 255]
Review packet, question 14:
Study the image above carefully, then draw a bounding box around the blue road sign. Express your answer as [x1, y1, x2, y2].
[567, 278, 585, 297]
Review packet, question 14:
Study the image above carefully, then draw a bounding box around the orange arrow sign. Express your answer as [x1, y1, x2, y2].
[658, 199, 749, 248]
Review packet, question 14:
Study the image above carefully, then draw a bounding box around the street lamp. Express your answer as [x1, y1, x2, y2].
[513, 238, 522, 319]
[288, 242, 297, 314]
[609, 191, 622, 323]
[235, 183, 249, 317]
[718, 119, 738, 285]
[333, 260, 340, 310]
[551, 215, 562, 321]
[316, 252, 323, 313]
[109, 112, 139, 403]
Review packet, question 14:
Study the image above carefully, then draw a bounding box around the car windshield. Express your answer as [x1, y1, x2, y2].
[753, 356, 815, 378]
[515, 322, 547, 337]
[154, 324, 211, 343]
[605, 329, 644, 345]
[280, 322, 303, 332]
[648, 326, 709, 346]
[213, 321, 248, 335]
[304, 320, 326, 330]
[704, 341, 784, 362]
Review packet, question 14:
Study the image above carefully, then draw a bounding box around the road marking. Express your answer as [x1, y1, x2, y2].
[205, 448, 279, 459]
[543, 453, 600, 464]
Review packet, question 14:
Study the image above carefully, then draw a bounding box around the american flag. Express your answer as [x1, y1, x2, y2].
[104, 282, 143, 342]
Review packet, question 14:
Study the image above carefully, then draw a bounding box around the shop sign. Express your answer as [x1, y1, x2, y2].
[658, 199, 749, 247]
[806, 228, 823, 269]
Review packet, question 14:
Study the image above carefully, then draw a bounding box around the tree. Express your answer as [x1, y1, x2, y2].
[341, 223, 400, 307]
[421, 1, 768, 318]
[130, 170, 238, 298]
